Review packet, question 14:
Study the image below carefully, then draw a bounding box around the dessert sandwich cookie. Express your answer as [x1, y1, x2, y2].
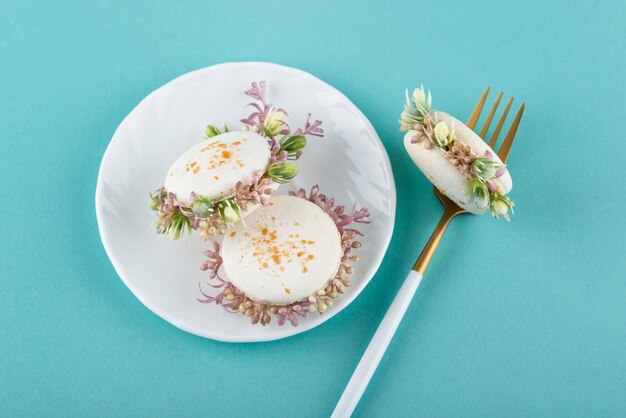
[198, 186, 370, 326]
[150, 81, 324, 240]
[400, 86, 515, 220]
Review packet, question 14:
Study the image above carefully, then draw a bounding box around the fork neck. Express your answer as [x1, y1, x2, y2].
[412, 207, 464, 275]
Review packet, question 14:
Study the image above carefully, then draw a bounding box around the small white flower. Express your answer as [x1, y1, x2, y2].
[413, 87, 426, 108]
[491, 200, 509, 218]
[411, 84, 432, 111]
[434, 121, 452, 147]
[490, 193, 515, 221]
[222, 205, 239, 224]
[471, 156, 504, 180]
[263, 108, 287, 137]
[218, 200, 241, 225]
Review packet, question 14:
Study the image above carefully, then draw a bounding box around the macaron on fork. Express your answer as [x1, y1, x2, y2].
[333, 87, 525, 418]
[414, 87, 525, 273]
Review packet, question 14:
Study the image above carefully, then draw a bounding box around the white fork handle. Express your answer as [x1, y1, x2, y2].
[331, 269, 423, 418]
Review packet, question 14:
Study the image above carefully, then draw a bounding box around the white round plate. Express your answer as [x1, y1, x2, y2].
[96, 62, 395, 342]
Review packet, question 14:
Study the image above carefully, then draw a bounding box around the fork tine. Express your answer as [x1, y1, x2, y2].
[466, 87, 490, 129]
[487, 96, 513, 148]
[497, 103, 525, 162]
[478, 91, 503, 139]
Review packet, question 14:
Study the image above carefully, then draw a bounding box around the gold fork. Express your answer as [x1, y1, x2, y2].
[332, 88, 525, 418]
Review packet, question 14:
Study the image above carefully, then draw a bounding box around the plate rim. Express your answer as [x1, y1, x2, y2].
[95, 61, 396, 342]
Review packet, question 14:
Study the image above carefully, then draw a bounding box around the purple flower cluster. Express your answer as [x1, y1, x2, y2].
[240, 81, 324, 139]
[240, 81, 288, 135]
[233, 170, 276, 210]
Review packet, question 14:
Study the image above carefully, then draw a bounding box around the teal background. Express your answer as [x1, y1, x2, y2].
[1, 0, 625, 416]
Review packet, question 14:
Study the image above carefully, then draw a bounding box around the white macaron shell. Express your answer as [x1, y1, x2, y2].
[164, 131, 271, 205]
[403, 111, 512, 214]
[221, 195, 343, 306]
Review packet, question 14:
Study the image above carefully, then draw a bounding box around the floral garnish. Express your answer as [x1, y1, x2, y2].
[197, 185, 370, 327]
[217, 199, 242, 226]
[267, 160, 299, 184]
[471, 153, 505, 181]
[489, 193, 515, 221]
[263, 108, 288, 137]
[400, 85, 515, 220]
[150, 81, 324, 239]
[446, 141, 474, 173]
[433, 120, 454, 148]
[465, 178, 490, 209]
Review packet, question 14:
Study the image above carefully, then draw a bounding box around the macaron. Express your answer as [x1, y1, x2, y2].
[149, 80, 324, 240]
[222, 195, 343, 306]
[400, 86, 515, 219]
[404, 111, 512, 214]
[164, 131, 272, 206]
[198, 186, 370, 326]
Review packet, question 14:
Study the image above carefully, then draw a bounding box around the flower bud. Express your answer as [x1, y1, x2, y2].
[489, 193, 515, 221]
[204, 125, 221, 138]
[222, 206, 239, 224]
[471, 156, 504, 180]
[218, 199, 241, 225]
[492, 200, 508, 217]
[192, 196, 214, 215]
[279, 135, 307, 154]
[263, 108, 287, 137]
[411, 85, 432, 111]
[434, 121, 452, 147]
[192, 198, 213, 218]
[267, 161, 299, 184]
[466, 178, 490, 209]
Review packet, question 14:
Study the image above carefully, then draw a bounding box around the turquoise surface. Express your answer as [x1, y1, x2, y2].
[1, 0, 625, 416]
